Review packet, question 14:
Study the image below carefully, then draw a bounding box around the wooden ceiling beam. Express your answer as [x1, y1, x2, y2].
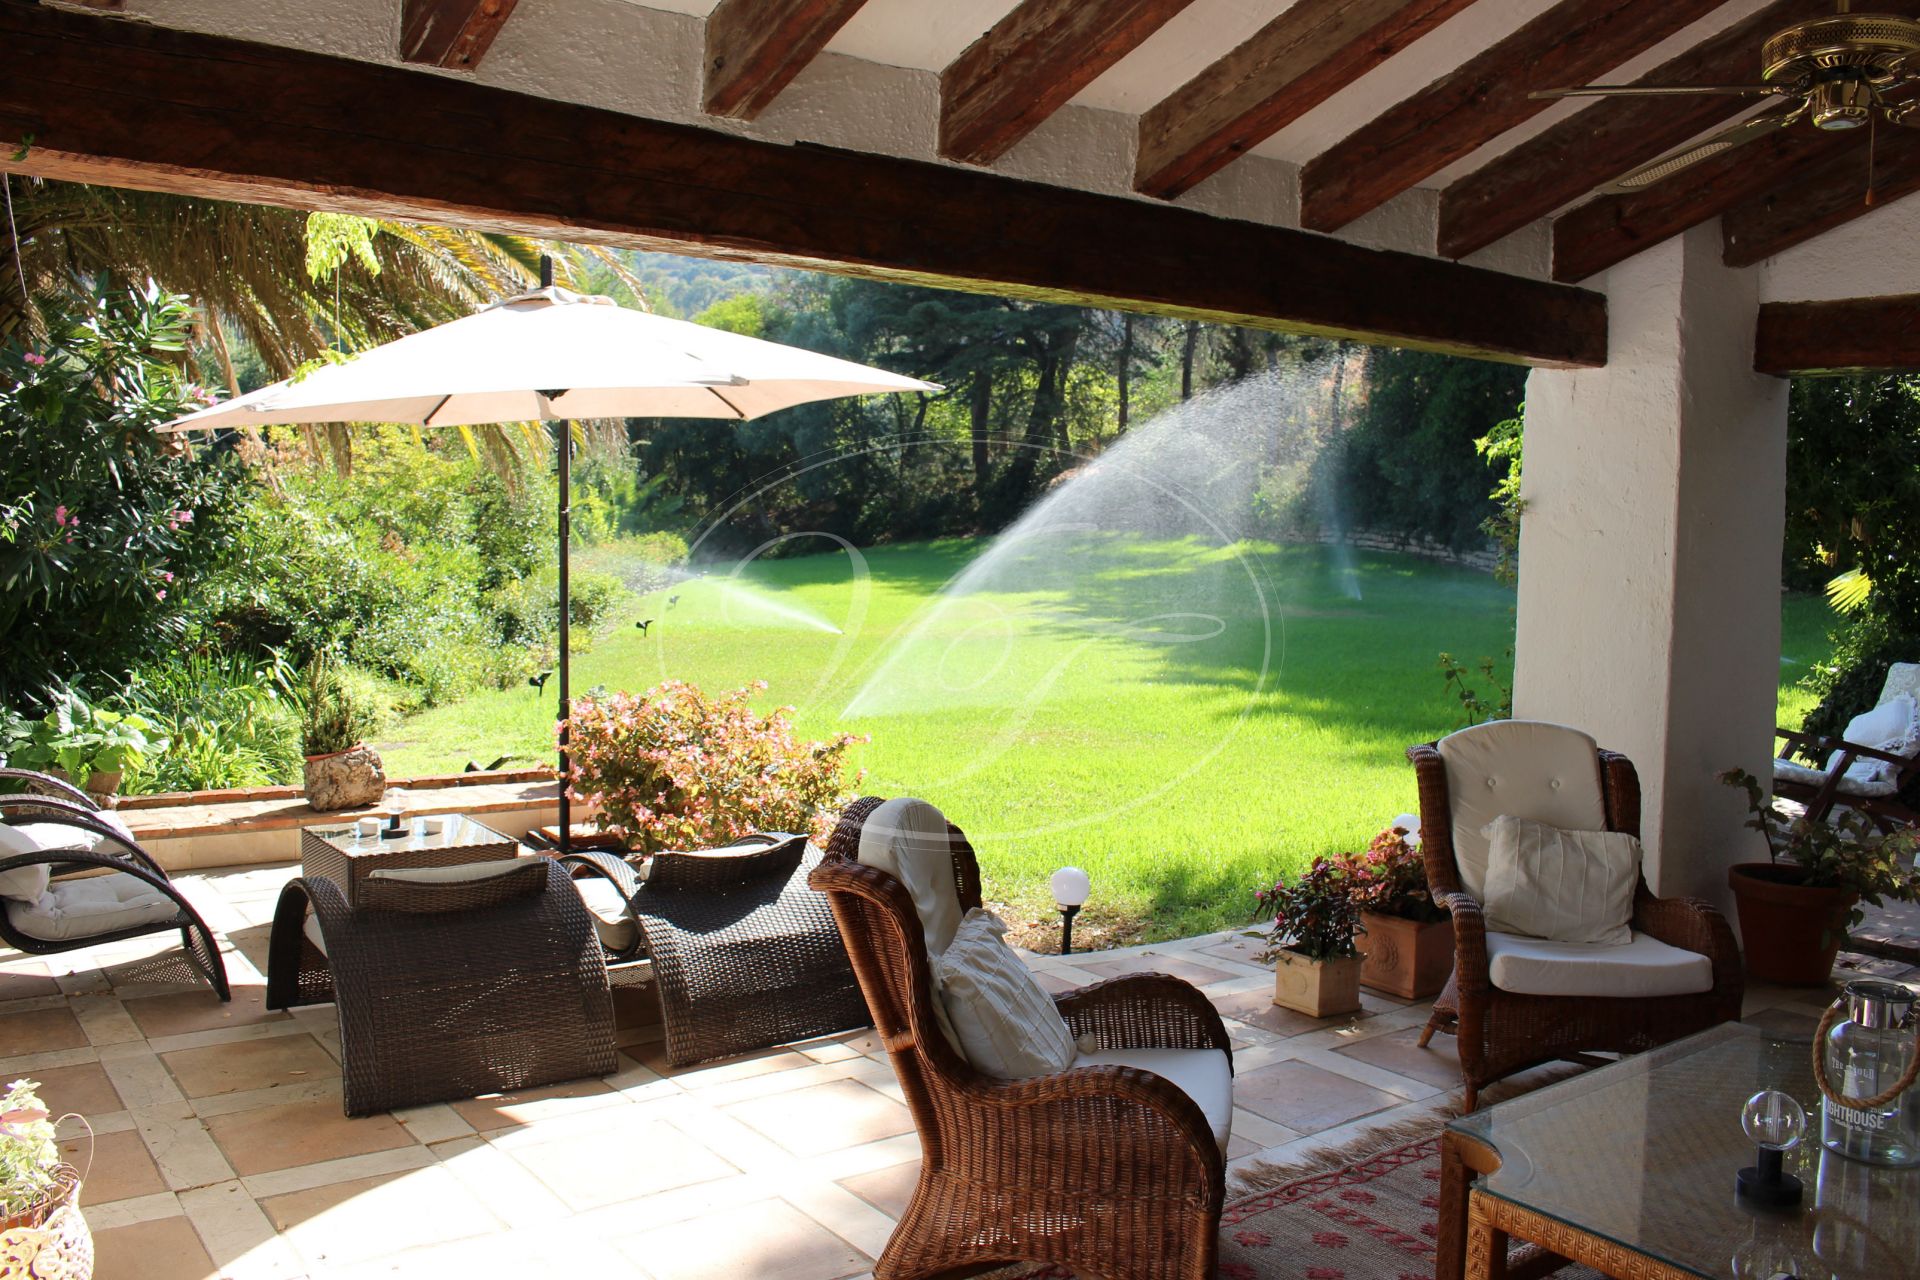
[1300, 0, 1729, 234]
[1134, 0, 1481, 200]
[400, 0, 520, 70]
[1723, 128, 1920, 266]
[1756, 292, 1920, 375]
[1550, 121, 1858, 282]
[941, 0, 1197, 166]
[702, 0, 871, 121]
[0, 0, 1606, 368]
[1438, 0, 1846, 261]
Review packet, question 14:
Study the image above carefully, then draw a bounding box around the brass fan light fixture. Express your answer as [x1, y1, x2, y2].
[1532, 0, 1920, 193]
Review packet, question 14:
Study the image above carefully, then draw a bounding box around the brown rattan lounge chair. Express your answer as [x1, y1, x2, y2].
[1773, 661, 1920, 832]
[560, 833, 870, 1066]
[0, 772, 229, 1001]
[1408, 722, 1743, 1110]
[266, 857, 616, 1116]
[811, 796, 1229, 1280]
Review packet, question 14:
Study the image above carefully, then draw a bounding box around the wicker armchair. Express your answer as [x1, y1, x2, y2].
[0, 778, 229, 1001]
[266, 858, 616, 1116]
[1408, 722, 1743, 1110]
[811, 796, 1229, 1280]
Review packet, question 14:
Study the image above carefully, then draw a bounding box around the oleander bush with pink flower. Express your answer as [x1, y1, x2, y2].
[566, 679, 865, 853]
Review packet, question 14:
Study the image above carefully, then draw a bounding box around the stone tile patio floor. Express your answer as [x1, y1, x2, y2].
[1, 861, 1902, 1280]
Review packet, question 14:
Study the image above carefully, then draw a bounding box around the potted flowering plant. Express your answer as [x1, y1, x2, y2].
[1721, 768, 1920, 985]
[1349, 817, 1454, 999]
[1249, 855, 1364, 1017]
[1, 1079, 91, 1278]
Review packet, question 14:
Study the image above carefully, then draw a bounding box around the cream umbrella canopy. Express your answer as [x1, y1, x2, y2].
[162, 274, 938, 850]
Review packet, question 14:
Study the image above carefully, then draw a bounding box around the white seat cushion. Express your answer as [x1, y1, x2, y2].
[1484, 930, 1713, 998]
[1075, 1047, 1233, 1153]
[1481, 816, 1639, 946]
[1437, 722, 1607, 901]
[571, 873, 639, 953]
[5, 871, 179, 942]
[858, 798, 963, 954]
[934, 908, 1075, 1079]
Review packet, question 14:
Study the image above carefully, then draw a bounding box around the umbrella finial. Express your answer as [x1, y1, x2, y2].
[539, 254, 553, 290]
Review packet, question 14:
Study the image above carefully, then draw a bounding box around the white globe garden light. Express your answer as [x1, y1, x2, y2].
[1050, 867, 1092, 955]
[1393, 813, 1422, 847]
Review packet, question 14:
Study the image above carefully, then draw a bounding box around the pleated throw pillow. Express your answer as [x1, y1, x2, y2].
[1481, 815, 1639, 947]
[933, 908, 1076, 1079]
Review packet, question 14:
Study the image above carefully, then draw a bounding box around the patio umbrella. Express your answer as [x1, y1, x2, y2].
[162, 267, 937, 851]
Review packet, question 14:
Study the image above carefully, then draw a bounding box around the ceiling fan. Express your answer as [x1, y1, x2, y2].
[1531, 0, 1920, 194]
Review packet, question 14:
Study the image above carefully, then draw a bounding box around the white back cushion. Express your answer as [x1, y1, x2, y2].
[1830, 692, 1918, 790]
[1481, 816, 1638, 946]
[857, 797, 962, 955]
[0, 825, 51, 901]
[934, 908, 1074, 1079]
[1437, 721, 1607, 901]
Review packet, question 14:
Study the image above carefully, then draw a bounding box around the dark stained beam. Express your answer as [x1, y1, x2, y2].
[1301, 0, 1730, 234]
[703, 0, 871, 120]
[942, 0, 1198, 166]
[1723, 128, 1920, 266]
[1551, 119, 1858, 282]
[400, 0, 520, 70]
[1756, 293, 1920, 375]
[0, 1, 1606, 367]
[1136, 0, 1481, 200]
[1438, 0, 1858, 260]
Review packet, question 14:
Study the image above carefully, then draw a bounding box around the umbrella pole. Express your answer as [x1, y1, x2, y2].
[557, 415, 572, 857]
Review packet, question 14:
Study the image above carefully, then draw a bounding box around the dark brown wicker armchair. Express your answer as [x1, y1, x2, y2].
[1408, 723, 1742, 1110]
[811, 796, 1229, 1280]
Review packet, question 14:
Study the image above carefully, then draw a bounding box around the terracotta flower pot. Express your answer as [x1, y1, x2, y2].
[81, 770, 122, 809]
[1272, 950, 1363, 1018]
[1359, 911, 1454, 999]
[1728, 862, 1859, 987]
[0, 1170, 93, 1279]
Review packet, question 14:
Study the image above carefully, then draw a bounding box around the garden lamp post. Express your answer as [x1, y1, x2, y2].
[1051, 866, 1091, 955]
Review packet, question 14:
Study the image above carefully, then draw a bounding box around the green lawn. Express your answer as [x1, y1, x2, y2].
[382, 540, 1835, 942]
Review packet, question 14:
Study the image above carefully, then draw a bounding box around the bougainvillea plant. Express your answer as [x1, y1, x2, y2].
[1248, 855, 1363, 963]
[1346, 825, 1447, 924]
[565, 679, 865, 854]
[0, 1078, 61, 1221]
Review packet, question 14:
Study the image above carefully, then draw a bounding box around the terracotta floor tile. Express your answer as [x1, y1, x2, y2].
[30, 1060, 124, 1117]
[1196, 937, 1271, 968]
[64, 1127, 167, 1204]
[1209, 989, 1346, 1038]
[125, 984, 289, 1039]
[1028, 970, 1081, 994]
[204, 1096, 416, 1176]
[160, 1033, 338, 1098]
[1078, 952, 1233, 988]
[448, 1076, 622, 1132]
[505, 1114, 737, 1210]
[0, 1005, 88, 1054]
[91, 1214, 215, 1280]
[724, 1078, 915, 1157]
[0, 961, 59, 1001]
[615, 1197, 869, 1280]
[262, 1167, 502, 1269]
[838, 1159, 919, 1219]
[1331, 1025, 1462, 1091]
[1230, 1058, 1404, 1134]
[630, 1043, 814, 1086]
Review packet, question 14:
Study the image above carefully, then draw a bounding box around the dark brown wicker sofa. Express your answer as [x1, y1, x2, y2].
[811, 796, 1230, 1280]
[1408, 721, 1743, 1110]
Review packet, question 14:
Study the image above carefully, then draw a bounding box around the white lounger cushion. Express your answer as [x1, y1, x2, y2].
[572, 873, 639, 953]
[5, 871, 179, 942]
[858, 797, 963, 954]
[1485, 930, 1713, 998]
[364, 859, 528, 884]
[5, 809, 137, 857]
[0, 824, 52, 900]
[1075, 1047, 1233, 1153]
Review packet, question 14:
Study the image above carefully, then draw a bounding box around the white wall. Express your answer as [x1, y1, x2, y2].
[1513, 222, 1785, 907]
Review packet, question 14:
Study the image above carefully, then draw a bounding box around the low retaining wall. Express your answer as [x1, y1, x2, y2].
[1281, 526, 1501, 574]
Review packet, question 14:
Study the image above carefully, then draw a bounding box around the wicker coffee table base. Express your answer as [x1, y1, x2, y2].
[1467, 1191, 1683, 1280]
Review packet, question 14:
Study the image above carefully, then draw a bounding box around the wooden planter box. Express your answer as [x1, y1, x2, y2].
[1359, 911, 1454, 1000]
[1272, 950, 1363, 1018]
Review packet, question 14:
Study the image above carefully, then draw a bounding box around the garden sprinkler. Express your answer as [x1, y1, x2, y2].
[1051, 867, 1091, 956]
[636, 619, 653, 634]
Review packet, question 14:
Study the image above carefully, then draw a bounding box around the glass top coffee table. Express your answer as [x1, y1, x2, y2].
[300, 813, 521, 907]
[1437, 1020, 1920, 1279]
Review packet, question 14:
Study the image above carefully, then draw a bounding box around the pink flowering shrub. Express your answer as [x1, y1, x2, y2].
[565, 679, 865, 853]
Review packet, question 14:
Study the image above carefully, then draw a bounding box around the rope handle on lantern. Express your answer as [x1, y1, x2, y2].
[1812, 998, 1920, 1112]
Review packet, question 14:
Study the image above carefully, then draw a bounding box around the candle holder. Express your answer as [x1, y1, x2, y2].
[1736, 1089, 1806, 1209]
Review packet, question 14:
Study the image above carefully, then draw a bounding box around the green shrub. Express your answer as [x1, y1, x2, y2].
[125, 651, 303, 793]
[485, 568, 625, 648]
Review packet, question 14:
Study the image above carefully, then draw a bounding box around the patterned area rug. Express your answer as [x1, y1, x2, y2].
[1010, 1129, 1604, 1280]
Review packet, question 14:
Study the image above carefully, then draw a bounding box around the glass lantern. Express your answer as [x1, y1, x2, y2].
[1820, 980, 1920, 1168]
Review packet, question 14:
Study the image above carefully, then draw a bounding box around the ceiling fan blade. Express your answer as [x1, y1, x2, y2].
[1531, 83, 1787, 100]
[1600, 106, 1809, 193]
